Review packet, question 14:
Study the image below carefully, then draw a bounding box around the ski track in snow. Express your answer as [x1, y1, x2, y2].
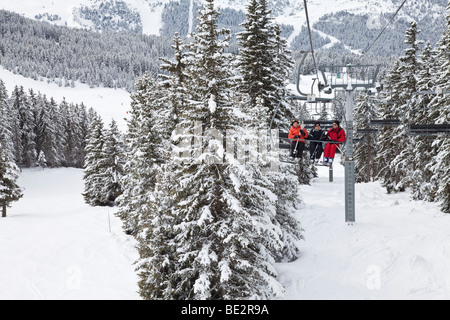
[276, 158, 450, 300]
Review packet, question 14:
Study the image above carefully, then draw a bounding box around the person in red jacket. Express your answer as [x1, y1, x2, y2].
[288, 120, 309, 158]
[323, 120, 346, 166]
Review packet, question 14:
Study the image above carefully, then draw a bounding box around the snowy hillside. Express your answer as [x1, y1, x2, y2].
[0, 66, 130, 132]
[1, 160, 449, 300]
[1, 0, 446, 48]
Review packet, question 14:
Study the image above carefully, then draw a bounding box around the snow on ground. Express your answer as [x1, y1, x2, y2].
[0, 168, 140, 300]
[1, 159, 449, 300]
[276, 159, 450, 300]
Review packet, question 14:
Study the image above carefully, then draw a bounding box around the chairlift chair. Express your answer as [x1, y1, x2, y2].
[405, 90, 450, 136]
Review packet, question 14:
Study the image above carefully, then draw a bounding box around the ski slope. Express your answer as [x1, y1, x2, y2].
[277, 161, 450, 300]
[0, 168, 140, 300]
[1, 160, 449, 300]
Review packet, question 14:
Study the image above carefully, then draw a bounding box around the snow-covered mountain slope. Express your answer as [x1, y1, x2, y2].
[1, 0, 446, 49]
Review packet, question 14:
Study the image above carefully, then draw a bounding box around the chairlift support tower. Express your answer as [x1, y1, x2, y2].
[319, 64, 381, 224]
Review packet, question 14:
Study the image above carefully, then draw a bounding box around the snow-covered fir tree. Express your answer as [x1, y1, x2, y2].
[125, 75, 178, 298]
[0, 144, 23, 217]
[59, 99, 78, 168]
[130, 36, 193, 298]
[101, 119, 125, 205]
[389, 21, 421, 191]
[410, 42, 438, 201]
[10, 86, 37, 167]
[236, 0, 303, 262]
[0, 78, 93, 170]
[83, 115, 108, 206]
[116, 73, 166, 235]
[427, 3, 450, 213]
[374, 11, 450, 213]
[158, 32, 190, 130]
[236, 0, 295, 126]
[35, 95, 60, 168]
[0, 80, 14, 162]
[375, 62, 402, 193]
[354, 94, 378, 183]
[83, 115, 124, 206]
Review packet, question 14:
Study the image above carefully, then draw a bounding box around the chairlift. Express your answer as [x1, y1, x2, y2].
[408, 124, 450, 136]
[405, 90, 450, 136]
[268, 52, 346, 165]
[369, 119, 400, 126]
[270, 96, 345, 165]
[355, 128, 379, 134]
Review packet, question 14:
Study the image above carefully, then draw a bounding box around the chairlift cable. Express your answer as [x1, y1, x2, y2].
[303, 0, 320, 82]
[360, 0, 408, 58]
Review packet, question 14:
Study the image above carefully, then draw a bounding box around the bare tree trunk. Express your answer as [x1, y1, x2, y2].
[2, 201, 6, 218]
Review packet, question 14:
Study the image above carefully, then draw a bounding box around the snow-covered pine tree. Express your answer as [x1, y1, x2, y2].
[100, 119, 125, 205]
[389, 21, 420, 192]
[428, 3, 450, 213]
[411, 42, 438, 201]
[37, 150, 47, 170]
[236, 0, 295, 126]
[138, 0, 285, 300]
[354, 94, 378, 183]
[375, 21, 420, 194]
[271, 23, 297, 123]
[71, 103, 90, 168]
[59, 99, 77, 167]
[116, 73, 166, 235]
[126, 73, 181, 299]
[158, 32, 190, 130]
[0, 144, 23, 217]
[375, 62, 402, 193]
[0, 80, 14, 162]
[133, 35, 194, 299]
[49, 97, 66, 166]
[83, 115, 108, 206]
[236, 0, 303, 262]
[10, 86, 37, 167]
[35, 94, 60, 167]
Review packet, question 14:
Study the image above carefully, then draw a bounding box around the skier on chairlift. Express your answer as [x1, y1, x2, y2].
[323, 120, 346, 166]
[308, 121, 324, 164]
[288, 119, 309, 159]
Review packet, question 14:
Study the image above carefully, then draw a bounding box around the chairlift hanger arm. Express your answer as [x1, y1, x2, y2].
[268, 94, 336, 132]
[318, 64, 380, 90]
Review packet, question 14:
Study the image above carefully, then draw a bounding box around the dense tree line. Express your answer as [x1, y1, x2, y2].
[0, 10, 172, 92]
[0, 80, 98, 169]
[353, 5, 450, 213]
[0, 79, 110, 215]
